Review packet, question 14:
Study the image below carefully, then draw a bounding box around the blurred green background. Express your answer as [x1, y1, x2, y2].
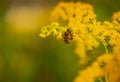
[0, 0, 120, 82]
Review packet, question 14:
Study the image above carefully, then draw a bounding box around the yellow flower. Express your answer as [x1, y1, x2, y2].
[39, 22, 66, 39]
[112, 11, 120, 22]
[39, 1, 120, 82]
[74, 61, 104, 82]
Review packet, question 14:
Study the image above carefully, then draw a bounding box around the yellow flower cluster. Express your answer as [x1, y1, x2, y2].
[74, 53, 120, 82]
[51, 1, 96, 23]
[39, 1, 120, 82]
[39, 22, 67, 39]
[41, 1, 99, 50]
[74, 57, 104, 82]
[97, 54, 120, 82]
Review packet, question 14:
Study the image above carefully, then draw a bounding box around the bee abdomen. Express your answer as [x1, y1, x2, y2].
[63, 29, 73, 44]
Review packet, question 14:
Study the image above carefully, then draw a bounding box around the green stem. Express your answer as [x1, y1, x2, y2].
[102, 41, 108, 54]
[105, 72, 108, 82]
[98, 78, 104, 82]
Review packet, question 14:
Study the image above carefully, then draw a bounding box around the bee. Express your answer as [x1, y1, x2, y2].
[63, 29, 73, 44]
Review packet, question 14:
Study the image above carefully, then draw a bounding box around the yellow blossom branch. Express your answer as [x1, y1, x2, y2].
[39, 1, 120, 82]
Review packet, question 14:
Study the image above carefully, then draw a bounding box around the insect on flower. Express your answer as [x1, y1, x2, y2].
[63, 29, 73, 44]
